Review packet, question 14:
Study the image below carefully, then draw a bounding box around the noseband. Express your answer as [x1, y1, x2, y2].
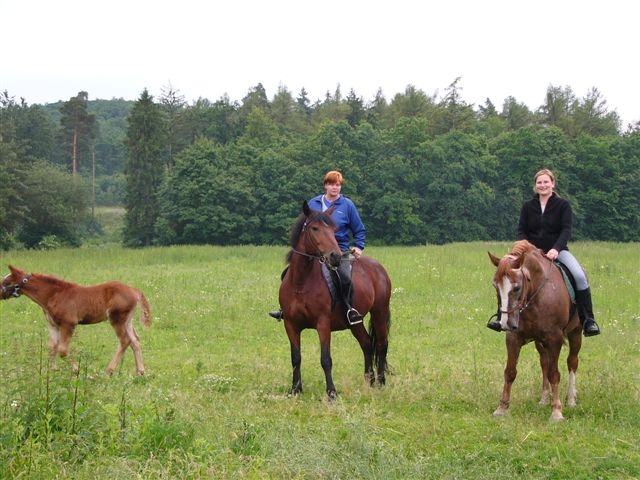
[1, 274, 31, 298]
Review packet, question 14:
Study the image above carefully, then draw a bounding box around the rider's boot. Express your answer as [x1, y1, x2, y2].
[338, 254, 362, 325]
[575, 288, 601, 337]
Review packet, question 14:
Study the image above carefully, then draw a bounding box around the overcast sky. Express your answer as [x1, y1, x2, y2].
[3, 0, 638, 127]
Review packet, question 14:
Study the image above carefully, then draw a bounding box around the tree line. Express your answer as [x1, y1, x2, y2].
[1, 79, 638, 250]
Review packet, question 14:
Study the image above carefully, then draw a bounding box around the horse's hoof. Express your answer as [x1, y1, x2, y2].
[327, 391, 337, 401]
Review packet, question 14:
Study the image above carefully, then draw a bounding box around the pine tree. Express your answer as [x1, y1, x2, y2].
[123, 89, 165, 247]
[59, 91, 97, 175]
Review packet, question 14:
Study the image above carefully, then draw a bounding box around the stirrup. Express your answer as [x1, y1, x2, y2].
[486, 313, 503, 332]
[268, 310, 283, 321]
[347, 308, 363, 326]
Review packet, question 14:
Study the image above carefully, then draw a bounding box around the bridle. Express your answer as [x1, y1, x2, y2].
[1, 274, 31, 298]
[292, 216, 339, 269]
[499, 257, 551, 316]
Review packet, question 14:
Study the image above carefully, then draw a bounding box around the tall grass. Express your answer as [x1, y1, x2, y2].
[0, 242, 638, 479]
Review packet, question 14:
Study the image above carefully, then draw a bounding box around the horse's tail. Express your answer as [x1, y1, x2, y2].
[369, 312, 391, 374]
[138, 291, 152, 327]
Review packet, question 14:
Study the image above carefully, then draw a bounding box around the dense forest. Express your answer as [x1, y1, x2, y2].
[1, 79, 639, 250]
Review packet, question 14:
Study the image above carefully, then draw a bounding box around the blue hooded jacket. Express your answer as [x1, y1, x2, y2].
[308, 194, 366, 252]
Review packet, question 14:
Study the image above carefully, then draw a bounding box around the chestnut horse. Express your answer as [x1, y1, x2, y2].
[488, 240, 582, 421]
[278, 201, 392, 399]
[1, 265, 151, 375]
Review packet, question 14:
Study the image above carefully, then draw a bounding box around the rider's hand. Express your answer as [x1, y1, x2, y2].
[352, 247, 362, 258]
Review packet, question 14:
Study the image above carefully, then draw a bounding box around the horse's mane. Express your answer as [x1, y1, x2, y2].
[509, 239, 538, 257]
[285, 210, 336, 264]
[495, 240, 539, 280]
[33, 272, 77, 288]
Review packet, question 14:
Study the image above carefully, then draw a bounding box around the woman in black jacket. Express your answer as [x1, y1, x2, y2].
[488, 168, 601, 336]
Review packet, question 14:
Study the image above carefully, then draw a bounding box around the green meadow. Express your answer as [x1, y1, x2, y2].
[0, 242, 638, 479]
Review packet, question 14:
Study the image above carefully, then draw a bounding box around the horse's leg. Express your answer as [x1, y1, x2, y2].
[535, 340, 551, 405]
[373, 313, 390, 387]
[546, 336, 565, 421]
[566, 327, 582, 407]
[494, 333, 521, 416]
[46, 320, 60, 371]
[127, 325, 145, 375]
[284, 323, 303, 396]
[317, 323, 337, 399]
[349, 324, 374, 386]
[107, 317, 132, 375]
[122, 310, 145, 375]
[56, 322, 78, 373]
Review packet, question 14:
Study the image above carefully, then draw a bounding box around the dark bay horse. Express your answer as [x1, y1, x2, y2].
[488, 240, 582, 421]
[1, 265, 151, 375]
[278, 201, 392, 399]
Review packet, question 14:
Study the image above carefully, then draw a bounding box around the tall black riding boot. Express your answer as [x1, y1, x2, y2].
[575, 288, 601, 337]
[338, 254, 362, 325]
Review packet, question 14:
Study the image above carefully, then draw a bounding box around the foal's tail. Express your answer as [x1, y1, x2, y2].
[138, 291, 152, 327]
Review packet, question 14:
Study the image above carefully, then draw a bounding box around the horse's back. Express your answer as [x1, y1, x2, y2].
[353, 256, 392, 313]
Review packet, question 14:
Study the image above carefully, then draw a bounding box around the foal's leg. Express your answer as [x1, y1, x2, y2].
[107, 314, 135, 375]
[494, 333, 521, 416]
[46, 320, 60, 370]
[56, 322, 79, 373]
[124, 315, 145, 375]
[535, 340, 551, 405]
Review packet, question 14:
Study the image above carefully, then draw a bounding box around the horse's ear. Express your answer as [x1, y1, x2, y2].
[512, 255, 525, 269]
[488, 252, 501, 267]
[302, 200, 310, 216]
[327, 205, 335, 215]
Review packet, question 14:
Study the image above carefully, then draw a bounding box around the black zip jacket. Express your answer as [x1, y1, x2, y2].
[517, 192, 572, 252]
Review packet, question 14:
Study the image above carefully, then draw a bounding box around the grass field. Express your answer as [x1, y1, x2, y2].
[0, 242, 638, 479]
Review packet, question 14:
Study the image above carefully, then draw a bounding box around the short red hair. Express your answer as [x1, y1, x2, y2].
[323, 170, 344, 185]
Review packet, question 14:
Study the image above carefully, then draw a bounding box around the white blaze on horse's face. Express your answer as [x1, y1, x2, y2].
[496, 271, 523, 331]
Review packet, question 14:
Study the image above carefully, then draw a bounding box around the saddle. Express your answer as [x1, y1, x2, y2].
[553, 260, 576, 303]
[321, 263, 341, 310]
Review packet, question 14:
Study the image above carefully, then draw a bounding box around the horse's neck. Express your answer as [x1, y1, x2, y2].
[23, 276, 64, 309]
[288, 253, 318, 287]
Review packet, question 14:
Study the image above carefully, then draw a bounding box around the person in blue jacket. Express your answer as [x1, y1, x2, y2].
[487, 168, 601, 336]
[269, 170, 367, 325]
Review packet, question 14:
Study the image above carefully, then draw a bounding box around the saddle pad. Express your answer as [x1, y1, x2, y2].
[553, 261, 576, 303]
